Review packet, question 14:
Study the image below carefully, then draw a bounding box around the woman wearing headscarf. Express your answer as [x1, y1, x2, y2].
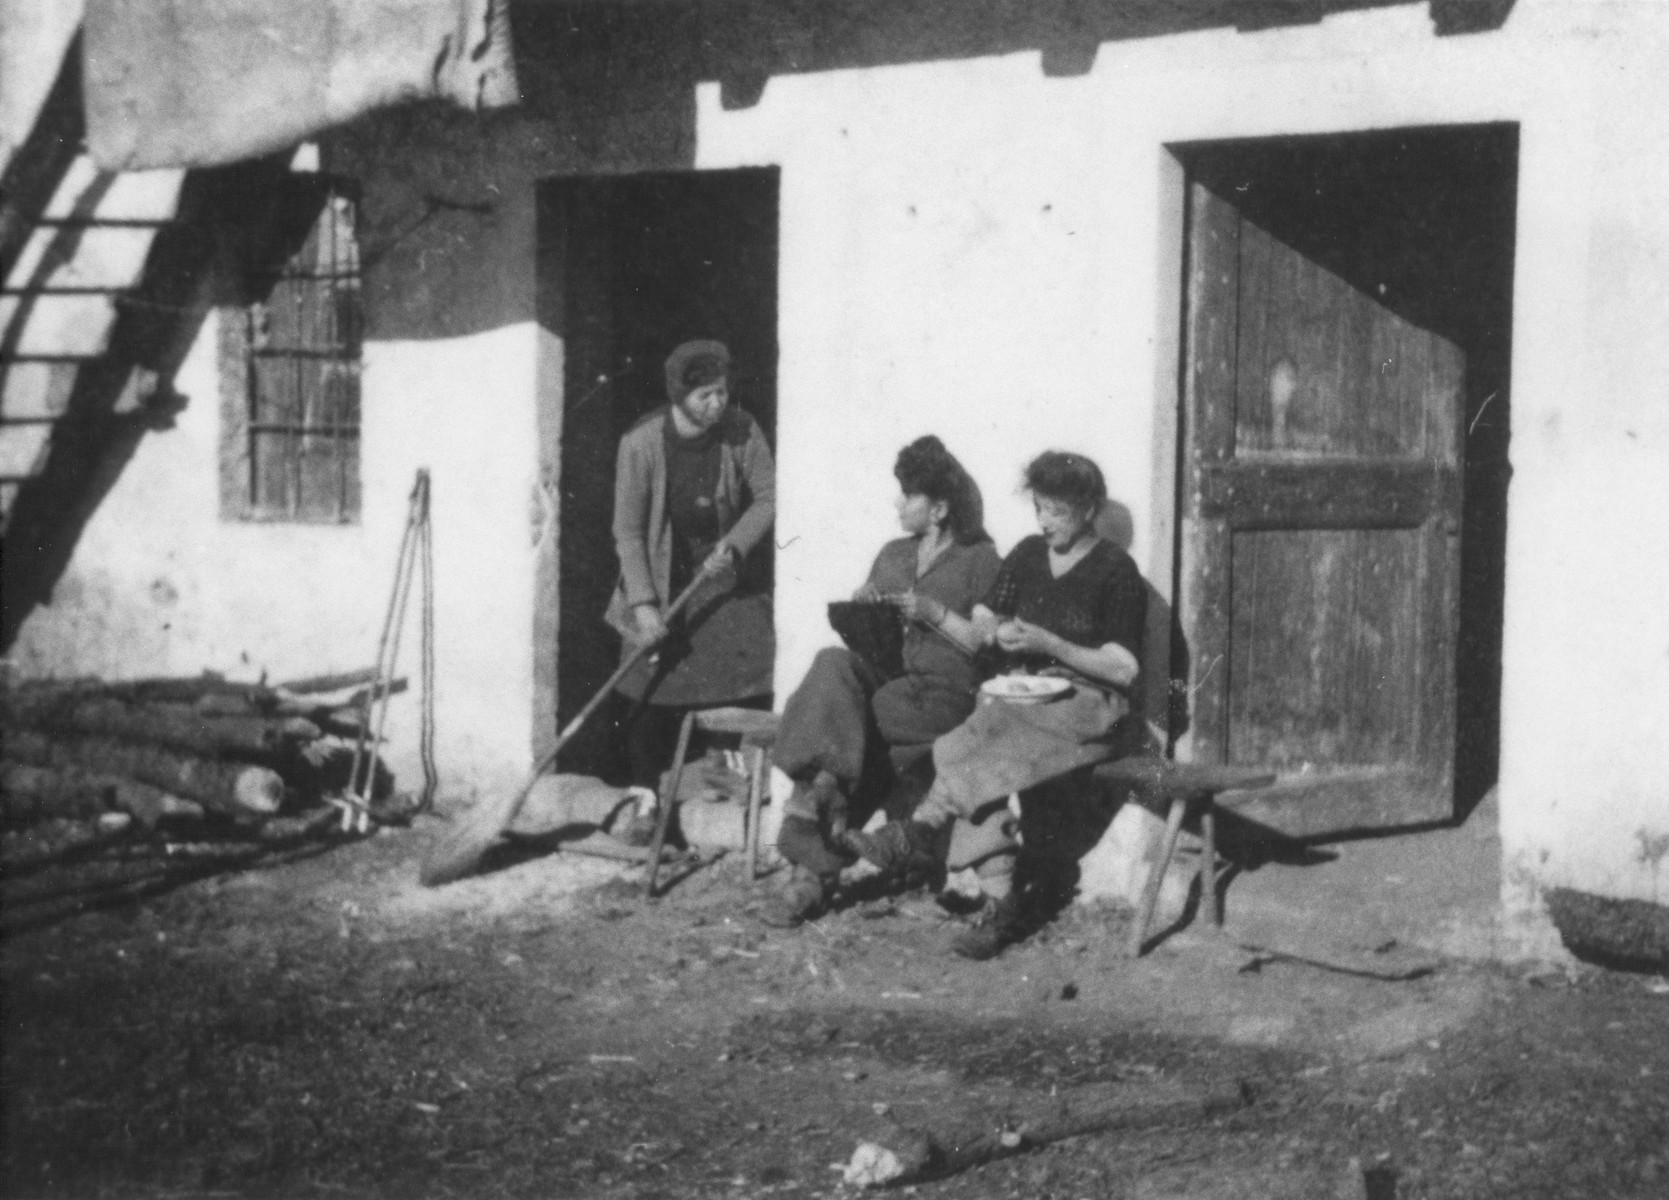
[845, 450, 1147, 959]
[762, 436, 1002, 927]
[605, 340, 776, 791]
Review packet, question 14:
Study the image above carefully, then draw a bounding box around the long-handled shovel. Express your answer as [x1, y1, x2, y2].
[420, 576, 706, 886]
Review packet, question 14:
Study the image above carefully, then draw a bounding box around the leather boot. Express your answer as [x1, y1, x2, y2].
[950, 892, 1029, 960]
[841, 819, 944, 885]
[758, 865, 835, 928]
[776, 814, 852, 877]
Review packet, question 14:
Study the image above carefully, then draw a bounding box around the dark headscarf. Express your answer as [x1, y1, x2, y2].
[664, 340, 731, 404]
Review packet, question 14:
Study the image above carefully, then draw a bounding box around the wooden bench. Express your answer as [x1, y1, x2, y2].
[1093, 757, 1276, 957]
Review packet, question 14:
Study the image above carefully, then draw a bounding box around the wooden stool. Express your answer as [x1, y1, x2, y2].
[1093, 758, 1275, 957]
[646, 707, 779, 897]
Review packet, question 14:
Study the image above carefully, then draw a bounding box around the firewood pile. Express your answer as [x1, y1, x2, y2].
[0, 669, 417, 897]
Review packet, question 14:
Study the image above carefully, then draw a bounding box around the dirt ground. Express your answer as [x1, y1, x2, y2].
[3, 817, 1666, 1200]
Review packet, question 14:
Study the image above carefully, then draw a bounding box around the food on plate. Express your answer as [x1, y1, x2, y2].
[979, 674, 1072, 703]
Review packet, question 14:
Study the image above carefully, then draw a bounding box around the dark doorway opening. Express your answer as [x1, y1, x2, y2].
[1171, 124, 1516, 832]
[536, 168, 780, 780]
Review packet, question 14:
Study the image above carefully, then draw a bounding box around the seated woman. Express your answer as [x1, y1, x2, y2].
[846, 450, 1147, 960]
[763, 436, 1001, 927]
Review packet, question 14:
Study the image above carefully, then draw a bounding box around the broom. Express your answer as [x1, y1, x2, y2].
[420, 576, 706, 886]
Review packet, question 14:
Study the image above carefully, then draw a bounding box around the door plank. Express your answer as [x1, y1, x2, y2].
[1179, 183, 1243, 761]
[1218, 766, 1434, 839]
[1227, 528, 1421, 769]
[1197, 460, 1460, 529]
[1176, 177, 1467, 831]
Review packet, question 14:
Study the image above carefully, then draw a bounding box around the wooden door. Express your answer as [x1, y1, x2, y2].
[1177, 181, 1464, 836]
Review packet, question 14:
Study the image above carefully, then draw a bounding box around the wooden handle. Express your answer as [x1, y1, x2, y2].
[419, 576, 707, 887]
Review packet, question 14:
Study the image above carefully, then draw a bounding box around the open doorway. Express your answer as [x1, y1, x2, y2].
[536, 168, 780, 779]
[1170, 124, 1517, 836]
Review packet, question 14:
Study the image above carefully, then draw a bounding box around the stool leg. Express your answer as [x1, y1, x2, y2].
[1200, 797, 1220, 927]
[1129, 792, 1188, 958]
[646, 712, 695, 898]
[745, 746, 766, 880]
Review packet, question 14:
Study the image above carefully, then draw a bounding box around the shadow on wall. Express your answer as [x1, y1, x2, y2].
[1, 153, 350, 651]
[1094, 499, 1189, 749]
[2, 0, 1517, 655]
[332, 0, 1509, 343]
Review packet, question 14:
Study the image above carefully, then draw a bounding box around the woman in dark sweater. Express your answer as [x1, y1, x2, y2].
[846, 450, 1147, 959]
[763, 436, 1001, 927]
[605, 340, 776, 790]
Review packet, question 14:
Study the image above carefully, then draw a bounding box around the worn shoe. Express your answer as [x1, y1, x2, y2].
[607, 787, 660, 846]
[757, 867, 833, 928]
[950, 894, 1028, 960]
[841, 819, 943, 883]
[777, 814, 854, 877]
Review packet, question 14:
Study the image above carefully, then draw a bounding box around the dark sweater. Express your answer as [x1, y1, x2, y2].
[983, 535, 1147, 676]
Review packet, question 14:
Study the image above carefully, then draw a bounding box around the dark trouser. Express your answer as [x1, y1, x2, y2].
[773, 647, 975, 821]
[623, 695, 772, 791]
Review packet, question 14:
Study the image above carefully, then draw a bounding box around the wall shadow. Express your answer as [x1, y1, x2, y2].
[334, 0, 1433, 343]
[1, 156, 322, 651]
[1095, 499, 1189, 748]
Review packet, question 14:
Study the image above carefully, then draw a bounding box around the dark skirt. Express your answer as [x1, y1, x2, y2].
[613, 579, 775, 707]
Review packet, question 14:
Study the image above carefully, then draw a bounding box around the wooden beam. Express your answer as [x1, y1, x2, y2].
[1216, 765, 1442, 838]
[1196, 460, 1459, 530]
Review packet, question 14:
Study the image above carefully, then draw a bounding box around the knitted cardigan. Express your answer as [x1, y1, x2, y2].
[604, 405, 776, 636]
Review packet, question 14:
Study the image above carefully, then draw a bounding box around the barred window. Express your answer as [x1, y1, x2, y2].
[221, 178, 361, 523]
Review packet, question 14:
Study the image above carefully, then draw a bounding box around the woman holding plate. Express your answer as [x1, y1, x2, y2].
[762, 435, 1001, 927]
[845, 450, 1147, 959]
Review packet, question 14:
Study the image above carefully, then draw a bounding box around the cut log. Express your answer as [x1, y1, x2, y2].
[337, 677, 408, 708]
[2, 732, 282, 817]
[3, 729, 56, 764]
[110, 781, 206, 829]
[275, 667, 380, 694]
[104, 673, 279, 706]
[3, 763, 112, 824]
[9, 697, 319, 758]
[230, 807, 343, 842]
[193, 693, 257, 717]
[3, 762, 201, 829]
[843, 1079, 1249, 1188]
[1, 813, 135, 872]
[4, 672, 279, 709]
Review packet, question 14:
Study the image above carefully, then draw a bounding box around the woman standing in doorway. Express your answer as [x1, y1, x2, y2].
[606, 340, 776, 792]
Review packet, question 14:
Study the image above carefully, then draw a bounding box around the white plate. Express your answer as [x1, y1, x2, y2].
[980, 674, 1073, 703]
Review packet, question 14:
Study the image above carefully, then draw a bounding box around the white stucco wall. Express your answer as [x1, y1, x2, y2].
[687, 0, 1669, 930]
[1493, 5, 1669, 917]
[7, 308, 540, 803]
[11, 0, 1667, 937]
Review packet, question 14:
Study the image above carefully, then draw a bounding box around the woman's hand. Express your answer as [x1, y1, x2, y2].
[890, 590, 947, 626]
[852, 582, 881, 603]
[631, 604, 669, 646]
[699, 543, 737, 579]
[995, 617, 1061, 658]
